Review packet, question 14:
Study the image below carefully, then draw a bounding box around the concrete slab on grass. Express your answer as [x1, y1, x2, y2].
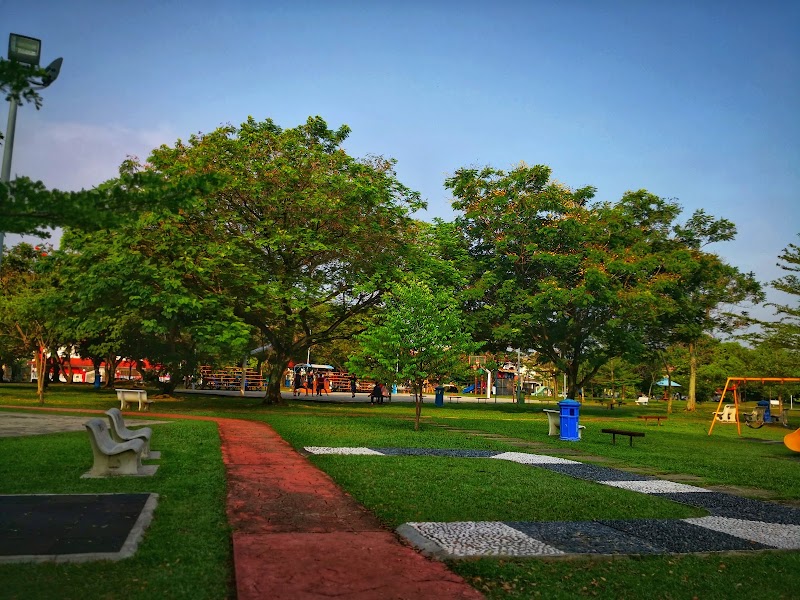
[0, 493, 158, 563]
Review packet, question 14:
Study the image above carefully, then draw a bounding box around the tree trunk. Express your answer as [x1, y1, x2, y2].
[264, 358, 290, 404]
[414, 379, 423, 431]
[686, 341, 698, 412]
[35, 349, 46, 405]
[661, 353, 673, 415]
[104, 354, 119, 388]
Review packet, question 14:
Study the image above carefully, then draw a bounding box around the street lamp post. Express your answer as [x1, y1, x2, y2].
[0, 33, 63, 268]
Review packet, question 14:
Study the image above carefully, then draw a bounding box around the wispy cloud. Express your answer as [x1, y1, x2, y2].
[9, 119, 177, 191]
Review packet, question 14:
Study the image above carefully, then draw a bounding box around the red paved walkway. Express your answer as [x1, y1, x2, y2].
[2, 407, 482, 599]
[218, 417, 483, 600]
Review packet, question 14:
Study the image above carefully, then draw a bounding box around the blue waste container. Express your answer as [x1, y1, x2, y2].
[757, 400, 771, 422]
[558, 399, 581, 441]
[434, 386, 445, 407]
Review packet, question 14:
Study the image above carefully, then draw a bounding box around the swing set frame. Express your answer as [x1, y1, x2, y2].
[707, 377, 800, 436]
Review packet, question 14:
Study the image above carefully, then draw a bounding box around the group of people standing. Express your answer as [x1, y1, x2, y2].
[292, 369, 329, 397]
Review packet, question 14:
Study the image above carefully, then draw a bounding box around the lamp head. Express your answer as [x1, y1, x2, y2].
[41, 57, 63, 87]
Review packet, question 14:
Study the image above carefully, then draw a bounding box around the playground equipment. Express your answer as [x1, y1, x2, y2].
[708, 377, 800, 437]
[785, 428, 800, 453]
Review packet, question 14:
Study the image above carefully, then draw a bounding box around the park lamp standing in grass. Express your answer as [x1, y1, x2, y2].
[0, 33, 63, 268]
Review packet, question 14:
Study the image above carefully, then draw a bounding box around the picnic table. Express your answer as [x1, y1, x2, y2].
[600, 400, 625, 409]
[637, 415, 667, 426]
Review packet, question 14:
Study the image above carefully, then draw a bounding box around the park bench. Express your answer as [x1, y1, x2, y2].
[635, 396, 649, 406]
[116, 388, 152, 411]
[601, 428, 645, 446]
[448, 395, 462, 403]
[543, 409, 585, 439]
[105, 408, 159, 459]
[712, 404, 737, 423]
[83, 418, 145, 476]
[637, 415, 667, 426]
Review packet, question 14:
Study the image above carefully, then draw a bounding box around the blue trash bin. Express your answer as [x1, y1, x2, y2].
[757, 400, 771, 422]
[558, 399, 581, 441]
[434, 386, 445, 407]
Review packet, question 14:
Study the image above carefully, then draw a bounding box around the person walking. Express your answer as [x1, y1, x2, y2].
[350, 374, 357, 398]
[293, 371, 302, 397]
[317, 373, 328, 396]
[306, 370, 314, 396]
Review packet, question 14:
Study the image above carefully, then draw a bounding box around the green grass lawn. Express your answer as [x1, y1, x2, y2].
[1, 382, 799, 599]
[0, 416, 231, 600]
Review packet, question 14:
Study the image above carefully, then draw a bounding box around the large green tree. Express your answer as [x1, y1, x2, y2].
[0, 242, 60, 402]
[348, 280, 478, 429]
[762, 234, 800, 352]
[108, 116, 423, 401]
[446, 163, 749, 400]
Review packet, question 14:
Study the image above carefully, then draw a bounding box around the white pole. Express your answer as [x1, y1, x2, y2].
[486, 369, 492, 400]
[0, 96, 19, 269]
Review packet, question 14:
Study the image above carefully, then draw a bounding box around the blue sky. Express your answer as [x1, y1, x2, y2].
[4, 1, 799, 320]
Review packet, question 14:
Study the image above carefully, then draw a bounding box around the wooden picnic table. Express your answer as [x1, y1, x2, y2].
[637, 415, 667, 426]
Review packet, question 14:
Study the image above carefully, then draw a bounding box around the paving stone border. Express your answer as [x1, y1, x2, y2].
[304, 446, 800, 558]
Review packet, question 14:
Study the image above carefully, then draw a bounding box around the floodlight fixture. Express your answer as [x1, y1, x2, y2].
[41, 57, 63, 87]
[8, 33, 41, 66]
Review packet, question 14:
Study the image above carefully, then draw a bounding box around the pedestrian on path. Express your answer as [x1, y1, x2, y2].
[350, 374, 357, 398]
[317, 373, 328, 396]
[293, 371, 302, 397]
[306, 370, 314, 396]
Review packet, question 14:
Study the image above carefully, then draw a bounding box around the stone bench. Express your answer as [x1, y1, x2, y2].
[106, 408, 159, 459]
[543, 409, 585, 439]
[83, 418, 145, 477]
[116, 388, 152, 411]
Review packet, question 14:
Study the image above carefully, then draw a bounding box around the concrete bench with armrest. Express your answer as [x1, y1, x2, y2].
[543, 409, 585, 439]
[116, 388, 152, 411]
[83, 418, 145, 477]
[105, 408, 159, 459]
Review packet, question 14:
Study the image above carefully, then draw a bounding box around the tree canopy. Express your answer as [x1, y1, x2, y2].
[57, 116, 424, 401]
[446, 163, 752, 400]
[348, 279, 478, 429]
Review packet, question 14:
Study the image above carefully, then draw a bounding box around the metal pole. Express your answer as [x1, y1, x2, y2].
[0, 96, 19, 269]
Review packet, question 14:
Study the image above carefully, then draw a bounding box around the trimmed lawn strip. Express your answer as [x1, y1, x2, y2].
[311, 455, 704, 526]
[422, 407, 800, 501]
[0, 420, 231, 600]
[450, 552, 800, 600]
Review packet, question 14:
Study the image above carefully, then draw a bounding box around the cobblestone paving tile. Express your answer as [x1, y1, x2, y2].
[303, 447, 385, 455]
[599, 480, 712, 494]
[537, 463, 655, 481]
[403, 521, 565, 558]
[598, 519, 770, 553]
[372, 448, 502, 458]
[491, 451, 581, 465]
[683, 516, 800, 549]
[508, 521, 664, 555]
[655, 492, 800, 524]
